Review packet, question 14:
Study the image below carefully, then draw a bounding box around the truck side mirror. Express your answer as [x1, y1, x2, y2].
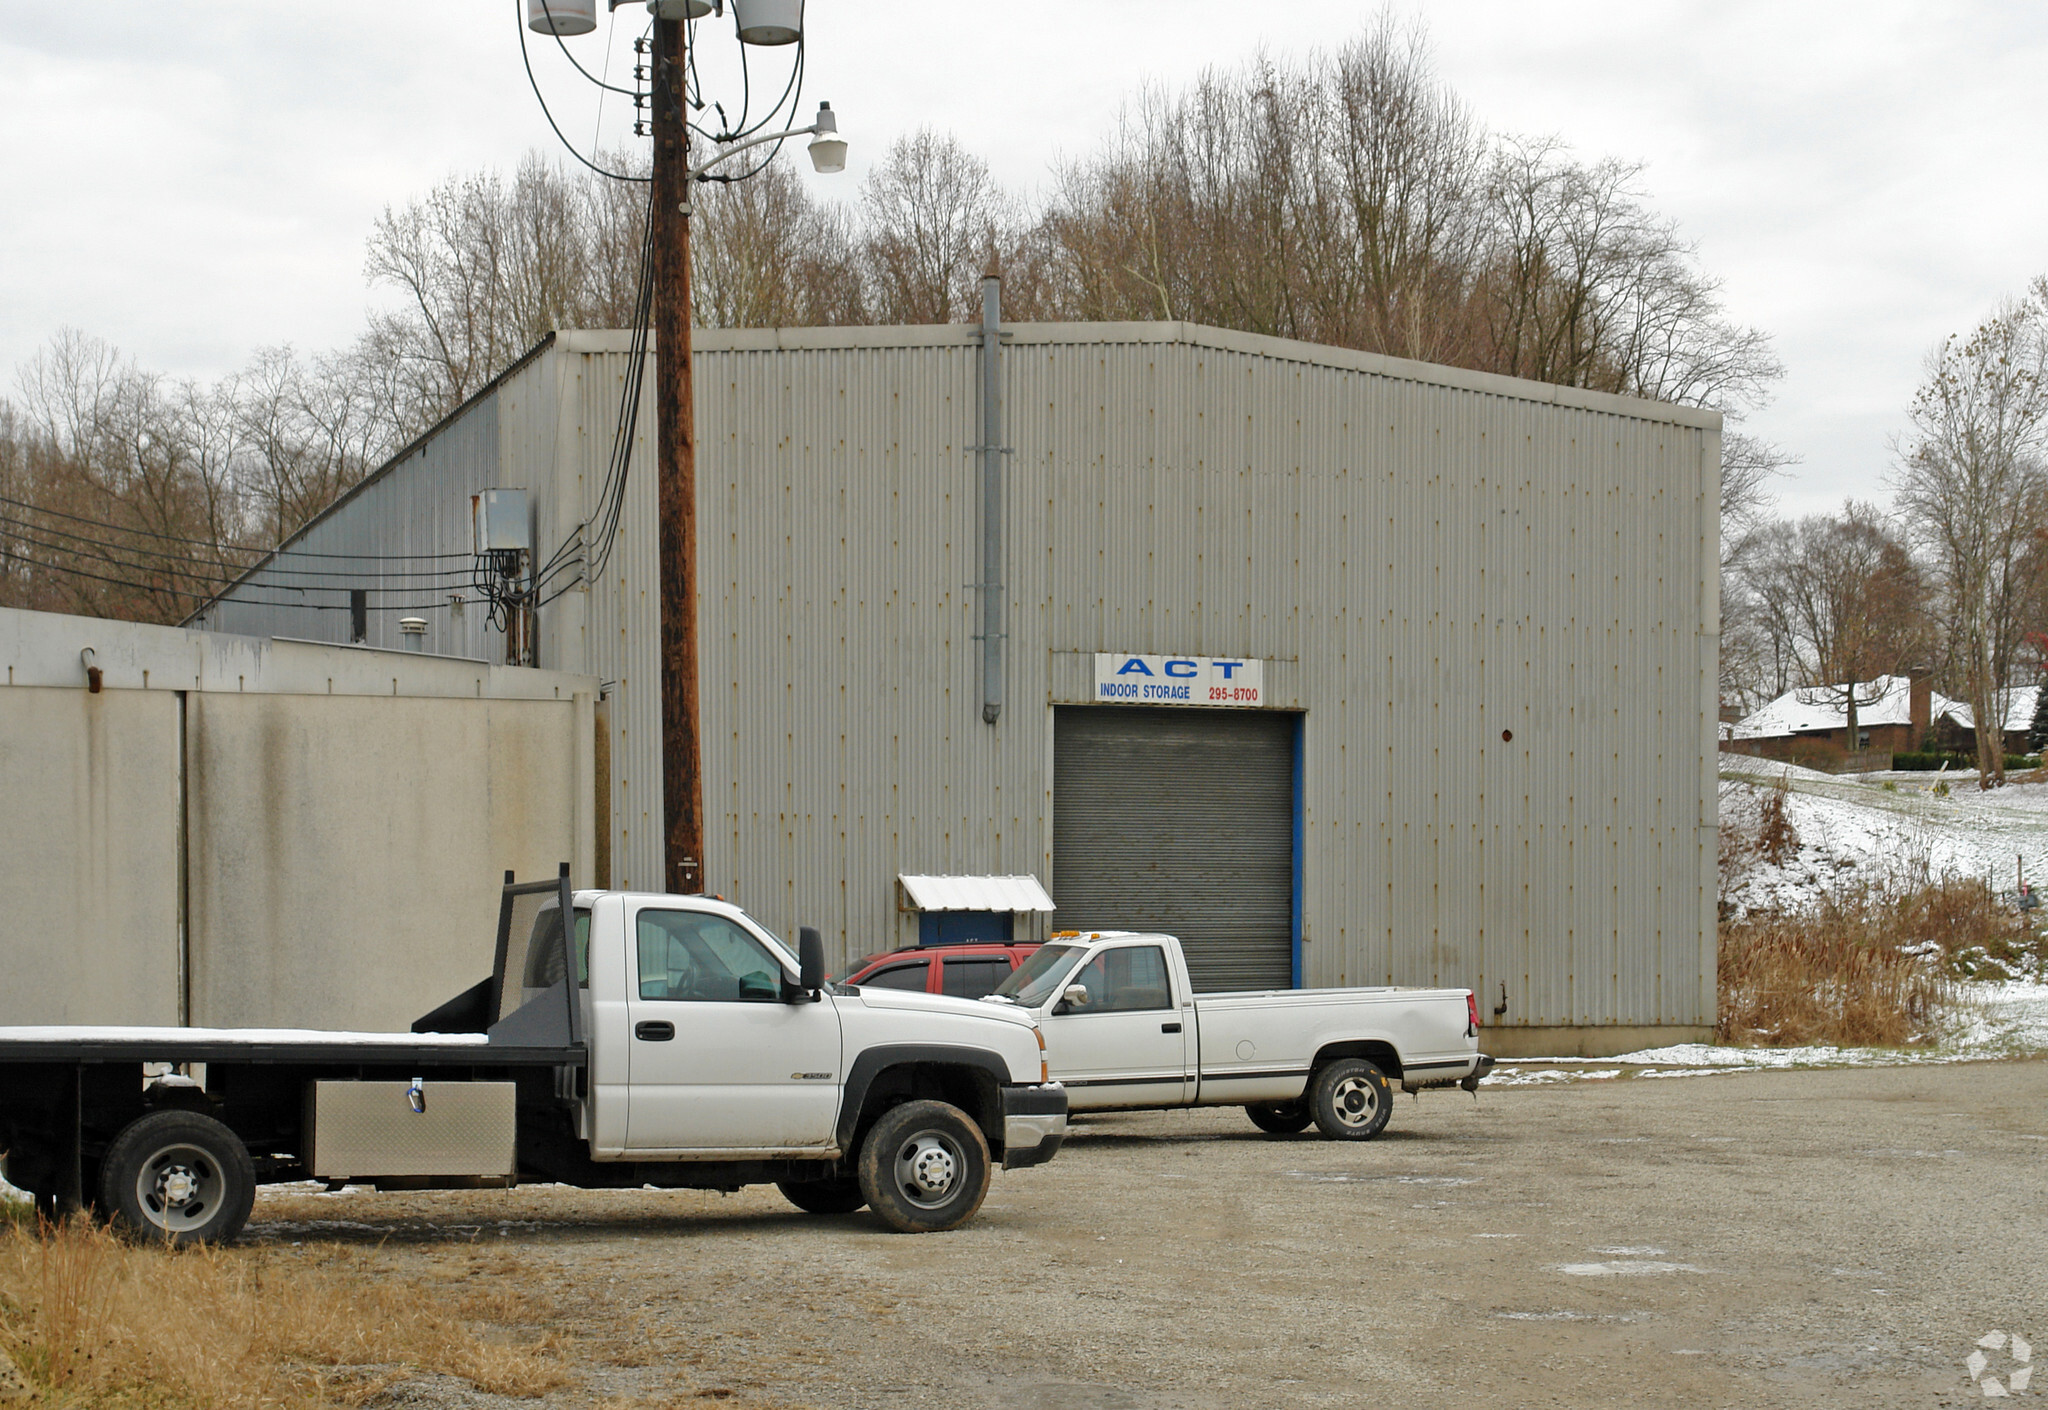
[1053, 983, 1090, 1015]
[798, 927, 826, 994]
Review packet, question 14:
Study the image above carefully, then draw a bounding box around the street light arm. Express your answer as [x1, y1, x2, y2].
[685, 123, 819, 182]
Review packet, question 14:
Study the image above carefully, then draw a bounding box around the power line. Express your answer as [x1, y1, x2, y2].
[518, 0, 652, 184]
[591, 2, 622, 161]
[546, 0, 639, 98]
[0, 510, 477, 585]
[533, 175, 657, 599]
[0, 491, 474, 560]
[1, 550, 461, 612]
[0, 522, 467, 596]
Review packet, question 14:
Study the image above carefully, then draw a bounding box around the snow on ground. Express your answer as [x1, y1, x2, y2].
[1493, 981, 2048, 1081]
[1719, 753, 2048, 915]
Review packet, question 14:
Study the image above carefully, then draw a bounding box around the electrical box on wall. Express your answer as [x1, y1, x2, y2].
[472, 489, 531, 554]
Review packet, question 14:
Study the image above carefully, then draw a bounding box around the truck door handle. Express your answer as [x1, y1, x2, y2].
[635, 1021, 675, 1042]
[1161, 1022, 1182, 1033]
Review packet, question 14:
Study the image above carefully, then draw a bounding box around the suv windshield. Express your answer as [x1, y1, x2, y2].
[992, 944, 1086, 1008]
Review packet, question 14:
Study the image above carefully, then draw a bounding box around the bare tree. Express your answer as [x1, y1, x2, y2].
[693, 163, 866, 328]
[1028, 26, 1781, 445]
[1892, 289, 2048, 786]
[5, 330, 252, 621]
[1738, 504, 1928, 745]
[9, 12, 1801, 629]
[1719, 429, 1791, 562]
[859, 130, 1014, 323]
[361, 150, 651, 440]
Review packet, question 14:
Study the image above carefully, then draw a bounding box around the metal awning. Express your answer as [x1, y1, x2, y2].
[896, 874, 1056, 913]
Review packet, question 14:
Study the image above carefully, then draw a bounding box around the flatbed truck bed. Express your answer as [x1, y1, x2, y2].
[0, 871, 1067, 1240]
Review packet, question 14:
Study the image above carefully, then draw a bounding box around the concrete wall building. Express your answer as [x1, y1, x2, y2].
[0, 606, 597, 1031]
[195, 319, 1722, 1056]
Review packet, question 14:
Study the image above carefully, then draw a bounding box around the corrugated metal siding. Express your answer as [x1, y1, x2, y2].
[538, 340, 662, 890]
[195, 321, 1717, 1030]
[199, 398, 504, 659]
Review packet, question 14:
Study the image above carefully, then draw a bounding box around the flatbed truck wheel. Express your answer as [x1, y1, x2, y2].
[99, 1110, 256, 1246]
[1309, 1058, 1393, 1141]
[855, 1100, 990, 1233]
[776, 1176, 868, 1215]
[1244, 1101, 1314, 1135]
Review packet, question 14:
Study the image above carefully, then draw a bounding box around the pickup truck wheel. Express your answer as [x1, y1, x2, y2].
[1310, 1058, 1393, 1141]
[1244, 1102, 1313, 1135]
[99, 1110, 255, 1246]
[855, 1100, 990, 1233]
[776, 1177, 867, 1215]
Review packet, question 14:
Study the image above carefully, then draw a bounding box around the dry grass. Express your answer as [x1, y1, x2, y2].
[1717, 774, 1802, 916]
[1717, 875, 2018, 1047]
[0, 1218, 573, 1408]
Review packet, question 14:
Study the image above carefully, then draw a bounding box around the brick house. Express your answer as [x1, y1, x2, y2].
[1722, 676, 2038, 770]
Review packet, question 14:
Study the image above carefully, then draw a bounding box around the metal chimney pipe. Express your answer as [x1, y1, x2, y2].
[979, 275, 1005, 726]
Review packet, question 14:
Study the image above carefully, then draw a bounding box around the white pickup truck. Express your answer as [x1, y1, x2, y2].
[0, 871, 1067, 1243]
[984, 931, 1492, 1140]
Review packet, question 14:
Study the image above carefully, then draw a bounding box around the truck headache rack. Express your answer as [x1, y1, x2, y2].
[486, 864, 584, 1048]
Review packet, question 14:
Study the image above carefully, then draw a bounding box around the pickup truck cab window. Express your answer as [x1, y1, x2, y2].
[993, 944, 1086, 1007]
[635, 910, 784, 1002]
[1072, 945, 1171, 1012]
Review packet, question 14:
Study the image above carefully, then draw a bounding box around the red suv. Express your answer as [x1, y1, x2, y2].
[838, 943, 1043, 999]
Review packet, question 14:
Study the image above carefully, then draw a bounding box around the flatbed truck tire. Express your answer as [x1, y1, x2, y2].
[1245, 1101, 1314, 1135]
[855, 1100, 990, 1233]
[99, 1110, 256, 1246]
[776, 1177, 868, 1215]
[1309, 1058, 1393, 1141]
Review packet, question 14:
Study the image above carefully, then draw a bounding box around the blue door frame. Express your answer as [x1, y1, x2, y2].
[1291, 711, 1305, 989]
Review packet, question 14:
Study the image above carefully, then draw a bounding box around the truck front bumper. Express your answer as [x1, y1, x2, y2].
[1000, 1082, 1068, 1170]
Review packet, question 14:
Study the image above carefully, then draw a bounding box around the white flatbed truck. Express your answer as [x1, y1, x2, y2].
[0, 870, 1067, 1242]
[984, 930, 1492, 1139]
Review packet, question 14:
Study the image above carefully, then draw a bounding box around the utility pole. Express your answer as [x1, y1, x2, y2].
[651, 11, 704, 895]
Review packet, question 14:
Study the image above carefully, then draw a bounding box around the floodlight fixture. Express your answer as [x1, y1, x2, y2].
[807, 102, 847, 174]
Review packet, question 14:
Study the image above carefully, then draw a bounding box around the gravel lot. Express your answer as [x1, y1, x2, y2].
[247, 1059, 2048, 1409]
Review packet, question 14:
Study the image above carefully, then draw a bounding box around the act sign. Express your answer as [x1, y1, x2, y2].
[1092, 653, 1265, 708]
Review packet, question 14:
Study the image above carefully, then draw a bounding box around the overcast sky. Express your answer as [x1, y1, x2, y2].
[4, 1, 2044, 518]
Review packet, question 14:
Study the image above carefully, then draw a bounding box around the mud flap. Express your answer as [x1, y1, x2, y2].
[1461, 1054, 1497, 1096]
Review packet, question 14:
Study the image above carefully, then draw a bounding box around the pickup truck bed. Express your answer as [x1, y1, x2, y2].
[983, 930, 1492, 1140]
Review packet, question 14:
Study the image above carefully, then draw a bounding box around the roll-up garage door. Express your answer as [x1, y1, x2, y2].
[1052, 707, 1296, 992]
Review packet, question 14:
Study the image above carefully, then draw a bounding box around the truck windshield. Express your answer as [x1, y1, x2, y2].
[992, 944, 1085, 1008]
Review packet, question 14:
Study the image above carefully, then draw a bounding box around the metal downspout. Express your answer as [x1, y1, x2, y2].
[979, 276, 1005, 725]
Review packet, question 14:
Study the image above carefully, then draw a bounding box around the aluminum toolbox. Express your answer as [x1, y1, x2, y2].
[305, 1080, 517, 1179]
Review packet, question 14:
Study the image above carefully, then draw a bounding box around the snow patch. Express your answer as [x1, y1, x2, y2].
[1485, 1067, 1621, 1086]
[1719, 763, 2048, 920]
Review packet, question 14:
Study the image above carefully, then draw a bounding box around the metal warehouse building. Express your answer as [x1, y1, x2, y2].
[195, 317, 1720, 1056]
